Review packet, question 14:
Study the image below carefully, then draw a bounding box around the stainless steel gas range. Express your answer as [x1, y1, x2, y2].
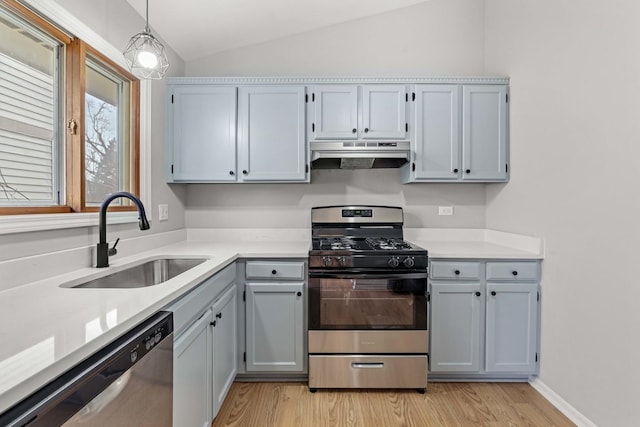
[307, 205, 428, 393]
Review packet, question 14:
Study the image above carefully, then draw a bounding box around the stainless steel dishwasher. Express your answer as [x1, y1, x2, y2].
[0, 311, 173, 426]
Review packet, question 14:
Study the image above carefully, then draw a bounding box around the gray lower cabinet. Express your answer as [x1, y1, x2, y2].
[241, 260, 306, 374]
[485, 282, 538, 373]
[168, 264, 237, 426]
[430, 282, 483, 372]
[245, 281, 304, 372]
[211, 286, 237, 416]
[429, 260, 540, 379]
[174, 309, 211, 427]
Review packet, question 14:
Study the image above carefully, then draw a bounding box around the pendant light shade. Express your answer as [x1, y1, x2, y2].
[123, 0, 169, 79]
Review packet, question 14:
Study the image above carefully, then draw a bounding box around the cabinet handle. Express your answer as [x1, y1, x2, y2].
[475, 291, 481, 297]
[512, 271, 518, 276]
[210, 320, 216, 327]
[297, 291, 302, 297]
[454, 270, 460, 275]
[271, 269, 277, 275]
[352, 128, 357, 133]
[364, 127, 369, 133]
[465, 169, 471, 174]
[242, 170, 248, 175]
[229, 171, 234, 176]
[491, 291, 497, 296]
[453, 168, 459, 173]
[216, 313, 222, 319]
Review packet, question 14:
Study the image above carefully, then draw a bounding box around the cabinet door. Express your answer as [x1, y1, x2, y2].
[170, 85, 237, 181]
[362, 85, 407, 139]
[485, 283, 538, 373]
[173, 309, 212, 427]
[429, 282, 483, 372]
[246, 282, 304, 372]
[462, 85, 508, 181]
[211, 285, 237, 417]
[238, 86, 307, 182]
[413, 85, 460, 180]
[312, 85, 358, 139]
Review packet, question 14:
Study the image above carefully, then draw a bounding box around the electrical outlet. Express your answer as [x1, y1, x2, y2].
[158, 204, 169, 221]
[438, 206, 454, 216]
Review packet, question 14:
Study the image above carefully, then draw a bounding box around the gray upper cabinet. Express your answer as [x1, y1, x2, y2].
[403, 83, 509, 183]
[411, 85, 460, 180]
[311, 84, 407, 140]
[312, 85, 358, 139]
[462, 85, 509, 181]
[361, 85, 407, 139]
[166, 77, 508, 184]
[238, 86, 307, 182]
[168, 85, 237, 182]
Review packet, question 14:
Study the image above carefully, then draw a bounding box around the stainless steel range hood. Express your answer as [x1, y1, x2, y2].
[310, 141, 410, 169]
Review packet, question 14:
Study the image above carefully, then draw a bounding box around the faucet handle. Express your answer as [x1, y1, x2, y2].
[108, 238, 120, 256]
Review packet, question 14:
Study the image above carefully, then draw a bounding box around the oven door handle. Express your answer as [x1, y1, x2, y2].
[308, 271, 427, 280]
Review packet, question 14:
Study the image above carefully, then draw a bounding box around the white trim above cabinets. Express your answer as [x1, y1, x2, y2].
[165, 77, 509, 184]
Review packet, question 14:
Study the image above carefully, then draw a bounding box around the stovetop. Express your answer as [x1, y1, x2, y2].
[309, 237, 428, 270]
[309, 205, 428, 270]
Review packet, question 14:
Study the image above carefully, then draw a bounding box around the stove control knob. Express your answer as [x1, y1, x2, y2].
[403, 257, 415, 268]
[322, 256, 333, 267]
[388, 256, 400, 267]
[337, 256, 347, 266]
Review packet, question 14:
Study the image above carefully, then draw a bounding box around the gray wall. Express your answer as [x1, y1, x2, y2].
[0, 0, 187, 261]
[187, 0, 485, 77]
[184, 0, 488, 230]
[186, 170, 486, 229]
[484, 0, 640, 425]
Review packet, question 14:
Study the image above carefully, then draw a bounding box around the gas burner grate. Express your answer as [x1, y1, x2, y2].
[365, 238, 413, 251]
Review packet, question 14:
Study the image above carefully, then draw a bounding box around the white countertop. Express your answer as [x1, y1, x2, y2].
[0, 228, 542, 414]
[0, 238, 309, 414]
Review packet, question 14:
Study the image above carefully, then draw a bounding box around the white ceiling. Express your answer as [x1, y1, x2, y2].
[124, 0, 428, 62]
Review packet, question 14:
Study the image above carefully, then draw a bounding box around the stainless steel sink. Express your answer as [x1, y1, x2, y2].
[71, 258, 207, 289]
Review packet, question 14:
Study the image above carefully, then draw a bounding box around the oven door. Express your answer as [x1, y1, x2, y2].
[308, 271, 427, 330]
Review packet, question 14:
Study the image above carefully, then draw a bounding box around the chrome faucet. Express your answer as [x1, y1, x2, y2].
[97, 191, 150, 268]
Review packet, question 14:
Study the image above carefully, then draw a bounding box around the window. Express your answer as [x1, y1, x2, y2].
[0, 0, 140, 215]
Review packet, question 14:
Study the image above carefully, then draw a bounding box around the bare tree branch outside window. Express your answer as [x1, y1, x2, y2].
[85, 94, 118, 204]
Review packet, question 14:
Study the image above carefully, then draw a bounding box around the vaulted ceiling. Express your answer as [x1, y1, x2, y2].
[124, 0, 429, 61]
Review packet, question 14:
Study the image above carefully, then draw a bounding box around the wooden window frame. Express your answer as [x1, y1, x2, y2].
[0, 0, 140, 216]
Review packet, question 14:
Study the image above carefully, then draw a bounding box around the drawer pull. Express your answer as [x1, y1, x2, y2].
[351, 362, 384, 369]
[454, 270, 460, 275]
[272, 269, 277, 275]
[491, 291, 497, 296]
[512, 270, 518, 276]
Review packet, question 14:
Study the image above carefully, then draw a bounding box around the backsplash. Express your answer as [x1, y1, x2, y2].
[185, 169, 487, 229]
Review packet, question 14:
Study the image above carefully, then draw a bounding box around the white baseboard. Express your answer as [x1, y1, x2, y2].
[529, 378, 597, 427]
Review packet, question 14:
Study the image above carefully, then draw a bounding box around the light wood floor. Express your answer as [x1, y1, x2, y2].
[212, 382, 575, 427]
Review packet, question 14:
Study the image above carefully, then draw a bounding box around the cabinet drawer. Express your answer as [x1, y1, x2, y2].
[486, 262, 538, 281]
[245, 261, 305, 280]
[309, 355, 427, 389]
[430, 261, 481, 280]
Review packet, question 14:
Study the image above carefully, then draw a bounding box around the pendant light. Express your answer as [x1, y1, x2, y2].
[123, 0, 169, 79]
